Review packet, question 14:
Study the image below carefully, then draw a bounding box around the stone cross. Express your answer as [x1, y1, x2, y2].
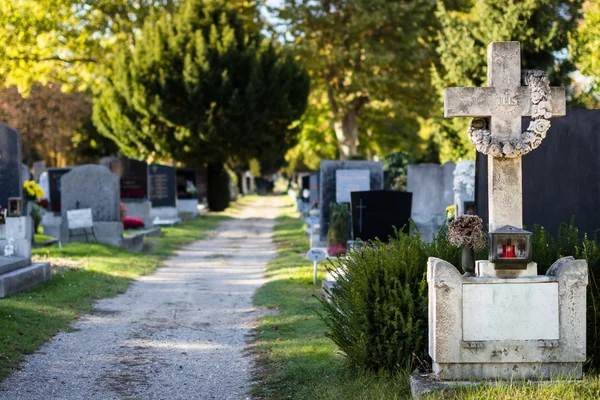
[444, 42, 566, 230]
[355, 199, 367, 234]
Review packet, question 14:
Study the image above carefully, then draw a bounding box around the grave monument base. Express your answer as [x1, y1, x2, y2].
[124, 200, 153, 228]
[41, 212, 62, 238]
[0, 216, 34, 258]
[428, 256, 587, 382]
[177, 199, 199, 216]
[60, 221, 124, 246]
[409, 370, 582, 399]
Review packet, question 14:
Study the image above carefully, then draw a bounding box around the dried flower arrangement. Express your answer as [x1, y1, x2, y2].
[447, 215, 487, 251]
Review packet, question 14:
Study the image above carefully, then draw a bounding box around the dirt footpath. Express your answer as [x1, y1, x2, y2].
[0, 197, 282, 400]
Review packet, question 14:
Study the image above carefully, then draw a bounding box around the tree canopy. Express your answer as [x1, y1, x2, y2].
[93, 0, 309, 209]
[274, 0, 439, 160]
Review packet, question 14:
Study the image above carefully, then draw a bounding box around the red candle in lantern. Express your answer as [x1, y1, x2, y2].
[502, 244, 516, 258]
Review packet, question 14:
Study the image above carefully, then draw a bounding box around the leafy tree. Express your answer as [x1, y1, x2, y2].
[93, 0, 309, 210]
[571, 0, 600, 107]
[0, 84, 106, 166]
[432, 0, 584, 161]
[0, 0, 265, 93]
[274, 0, 439, 159]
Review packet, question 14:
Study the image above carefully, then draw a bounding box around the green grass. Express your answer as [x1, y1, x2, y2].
[0, 211, 230, 382]
[34, 233, 55, 243]
[251, 197, 600, 400]
[251, 197, 412, 399]
[423, 377, 600, 399]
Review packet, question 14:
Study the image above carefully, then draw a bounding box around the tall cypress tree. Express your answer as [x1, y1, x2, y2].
[93, 0, 309, 210]
[431, 0, 583, 160]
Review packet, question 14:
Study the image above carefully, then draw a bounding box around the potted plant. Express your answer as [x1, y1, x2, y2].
[447, 214, 486, 276]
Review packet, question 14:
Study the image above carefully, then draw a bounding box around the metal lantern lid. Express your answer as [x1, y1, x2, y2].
[489, 225, 532, 236]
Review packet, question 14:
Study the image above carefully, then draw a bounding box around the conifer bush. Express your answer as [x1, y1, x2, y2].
[327, 203, 350, 248]
[320, 225, 461, 372]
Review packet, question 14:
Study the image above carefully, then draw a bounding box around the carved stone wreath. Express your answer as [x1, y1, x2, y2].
[468, 70, 552, 158]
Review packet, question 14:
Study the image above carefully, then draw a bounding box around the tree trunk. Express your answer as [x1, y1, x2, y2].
[207, 161, 230, 212]
[333, 109, 359, 160]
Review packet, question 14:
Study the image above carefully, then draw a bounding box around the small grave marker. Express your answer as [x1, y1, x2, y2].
[307, 248, 327, 285]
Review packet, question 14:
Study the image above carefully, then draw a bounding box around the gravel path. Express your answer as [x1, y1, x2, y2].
[0, 197, 281, 400]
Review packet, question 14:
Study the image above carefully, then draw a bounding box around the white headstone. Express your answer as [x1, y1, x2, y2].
[453, 160, 475, 216]
[335, 169, 370, 203]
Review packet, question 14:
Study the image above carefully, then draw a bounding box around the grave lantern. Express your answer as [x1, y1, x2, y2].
[488, 225, 532, 269]
[7, 197, 22, 217]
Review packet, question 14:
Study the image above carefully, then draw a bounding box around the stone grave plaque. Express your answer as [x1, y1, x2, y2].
[176, 168, 197, 200]
[149, 164, 176, 207]
[48, 168, 72, 212]
[0, 124, 23, 209]
[475, 109, 600, 238]
[67, 208, 94, 230]
[350, 190, 412, 242]
[109, 158, 148, 200]
[336, 170, 370, 203]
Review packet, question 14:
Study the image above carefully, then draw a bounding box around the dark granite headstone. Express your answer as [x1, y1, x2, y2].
[196, 167, 208, 203]
[350, 190, 413, 242]
[0, 124, 23, 209]
[107, 158, 148, 200]
[309, 172, 319, 204]
[176, 168, 197, 200]
[319, 161, 384, 239]
[149, 164, 176, 207]
[475, 109, 600, 237]
[47, 168, 72, 212]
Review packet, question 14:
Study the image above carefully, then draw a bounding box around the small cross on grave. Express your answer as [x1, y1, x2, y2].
[355, 199, 367, 234]
[444, 42, 566, 230]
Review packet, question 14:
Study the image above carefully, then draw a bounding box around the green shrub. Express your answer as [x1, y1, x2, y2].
[321, 217, 600, 372]
[327, 202, 350, 247]
[320, 225, 459, 372]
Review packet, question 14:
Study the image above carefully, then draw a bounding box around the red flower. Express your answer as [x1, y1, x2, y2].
[123, 216, 145, 230]
[327, 244, 347, 257]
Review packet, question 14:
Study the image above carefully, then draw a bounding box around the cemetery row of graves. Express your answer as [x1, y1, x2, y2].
[0, 122, 263, 299]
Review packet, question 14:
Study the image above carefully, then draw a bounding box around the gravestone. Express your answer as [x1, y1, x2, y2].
[103, 157, 152, 228]
[453, 160, 475, 217]
[177, 168, 199, 216]
[350, 190, 412, 242]
[149, 164, 176, 208]
[47, 168, 72, 212]
[406, 162, 455, 240]
[21, 164, 30, 187]
[196, 167, 208, 204]
[60, 165, 123, 245]
[0, 124, 23, 209]
[33, 160, 46, 182]
[475, 109, 600, 238]
[149, 164, 179, 222]
[425, 41, 586, 385]
[0, 124, 50, 297]
[309, 172, 319, 204]
[319, 161, 384, 241]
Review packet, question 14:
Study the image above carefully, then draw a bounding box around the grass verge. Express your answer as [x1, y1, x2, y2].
[0, 209, 231, 382]
[252, 197, 600, 400]
[251, 196, 412, 400]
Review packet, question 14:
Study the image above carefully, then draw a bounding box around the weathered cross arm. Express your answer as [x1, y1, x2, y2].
[444, 87, 566, 118]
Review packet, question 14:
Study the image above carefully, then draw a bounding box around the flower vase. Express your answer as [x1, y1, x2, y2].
[462, 246, 476, 276]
